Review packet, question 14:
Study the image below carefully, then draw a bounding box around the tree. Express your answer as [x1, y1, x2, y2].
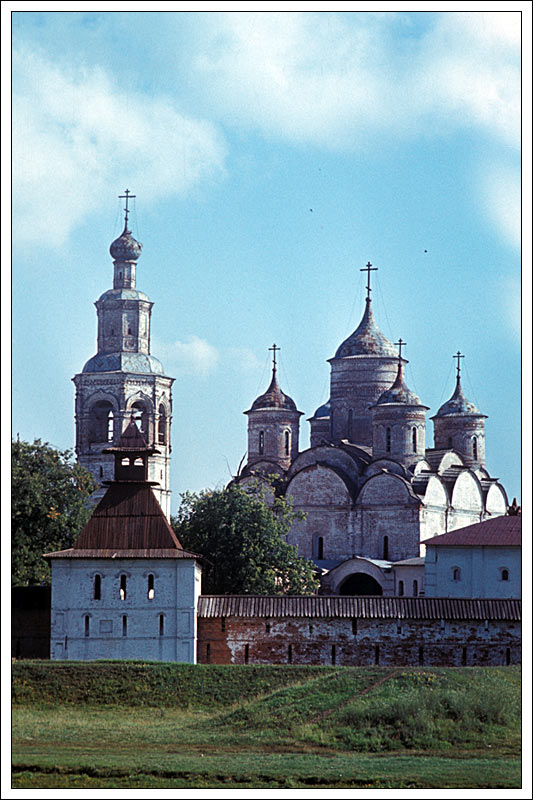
[171, 482, 319, 595]
[12, 439, 97, 585]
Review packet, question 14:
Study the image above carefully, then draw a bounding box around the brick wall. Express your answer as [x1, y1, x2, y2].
[197, 615, 520, 667]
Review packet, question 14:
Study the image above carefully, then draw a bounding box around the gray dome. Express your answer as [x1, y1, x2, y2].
[97, 288, 151, 303]
[335, 298, 397, 358]
[248, 370, 297, 412]
[83, 352, 165, 375]
[375, 361, 424, 406]
[312, 400, 331, 418]
[435, 377, 484, 417]
[109, 226, 143, 262]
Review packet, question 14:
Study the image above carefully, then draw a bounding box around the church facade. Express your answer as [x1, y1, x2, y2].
[73, 194, 174, 517]
[238, 266, 508, 596]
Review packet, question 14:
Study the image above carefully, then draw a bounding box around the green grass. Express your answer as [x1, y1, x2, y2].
[11, 662, 521, 789]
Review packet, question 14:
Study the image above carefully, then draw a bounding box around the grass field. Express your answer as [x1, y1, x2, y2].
[12, 662, 521, 789]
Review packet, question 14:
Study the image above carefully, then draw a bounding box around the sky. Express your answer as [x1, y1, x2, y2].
[7, 5, 528, 512]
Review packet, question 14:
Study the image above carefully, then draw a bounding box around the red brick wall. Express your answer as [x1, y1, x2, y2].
[197, 616, 520, 667]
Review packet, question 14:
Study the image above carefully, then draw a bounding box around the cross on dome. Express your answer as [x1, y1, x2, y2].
[454, 351, 465, 378]
[394, 338, 407, 360]
[269, 343, 280, 372]
[360, 261, 378, 300]
[119, 189, 136, 229]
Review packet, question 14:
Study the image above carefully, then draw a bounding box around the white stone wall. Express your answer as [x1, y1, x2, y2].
[50, 558, 201, 662]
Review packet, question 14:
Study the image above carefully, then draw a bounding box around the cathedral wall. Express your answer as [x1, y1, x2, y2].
[357, 506, 421, 561]
[197, 615, 520, 666]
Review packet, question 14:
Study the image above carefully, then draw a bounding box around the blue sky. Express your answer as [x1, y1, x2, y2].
[9, 8, 525, 509]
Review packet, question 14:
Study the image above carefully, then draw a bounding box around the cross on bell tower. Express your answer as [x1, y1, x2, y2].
[119, 189, 136, 230]
[269, 343, 280, 374]
[394, 338, 407, 360]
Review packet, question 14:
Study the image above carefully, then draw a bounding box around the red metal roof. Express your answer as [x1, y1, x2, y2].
[424, 516, 521, 547]
[197, 595, 520, 621]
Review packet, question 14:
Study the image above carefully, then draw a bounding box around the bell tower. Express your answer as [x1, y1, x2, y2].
[73, 192, 174, 517]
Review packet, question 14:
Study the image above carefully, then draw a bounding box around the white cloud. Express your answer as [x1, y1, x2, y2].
[191, 11, 521, 150]
[12, 47, 227, 248]
[480, 164, 521, 250]
[227, 347, 263, 372]
[155, 335, 220, 377]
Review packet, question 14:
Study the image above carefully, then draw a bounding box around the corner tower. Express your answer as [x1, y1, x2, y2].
[328, 263, 400, 447]
[73, 192, 174, 517]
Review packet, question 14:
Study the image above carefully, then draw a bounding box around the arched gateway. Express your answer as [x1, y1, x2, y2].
[338, 573, 383, 596]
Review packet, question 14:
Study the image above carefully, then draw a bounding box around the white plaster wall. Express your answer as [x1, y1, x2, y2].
[50, 558, 201, 662]
[424, 546, 520, 598]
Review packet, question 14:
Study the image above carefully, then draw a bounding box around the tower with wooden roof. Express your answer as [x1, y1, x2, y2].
[45, 421, 202, 662]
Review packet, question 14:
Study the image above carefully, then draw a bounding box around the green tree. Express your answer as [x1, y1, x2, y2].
[12, 439, 97, 586]
[171, 482, 318, 595]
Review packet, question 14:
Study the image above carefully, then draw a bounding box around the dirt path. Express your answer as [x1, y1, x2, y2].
[311, 668, 401, 723]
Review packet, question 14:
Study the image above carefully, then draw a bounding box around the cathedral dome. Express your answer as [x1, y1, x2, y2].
[313, 400, 331, 418]
[375, 360, 423, 406]
[335, 298, 397, 358]
[109, 226, 143, 262]
[97, 288, 151, 303]
[250, 369, 297, 411]
[435, 376, 484, 417]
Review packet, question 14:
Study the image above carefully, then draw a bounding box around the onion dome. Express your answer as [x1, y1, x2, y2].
[335, 297, 397, 358]
[375, 359, 423, 406]
[434, 374, 484, 417]
[249, 367, 297, 412]
[109, 225, 143, 262]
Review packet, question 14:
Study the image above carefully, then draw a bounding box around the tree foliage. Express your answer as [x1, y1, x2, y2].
[171, 482, 318, 595]
[12, 439, 97, 586]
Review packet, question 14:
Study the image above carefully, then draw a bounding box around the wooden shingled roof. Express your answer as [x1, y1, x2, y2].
[197, 595, 521, 621]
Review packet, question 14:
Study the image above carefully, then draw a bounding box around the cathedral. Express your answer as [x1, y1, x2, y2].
[238, 264, 508, 597]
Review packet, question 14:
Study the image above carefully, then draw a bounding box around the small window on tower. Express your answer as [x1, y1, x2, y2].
[259, 430, 264, 455]
[386, 427, 391, 452]
[128, 326, 132, 335]
[383, 535, 389, 560]
[148, 574, 155, 599]
[448, 437, 452, 449]
[120, 574, 127, 600]
[412, 427, 417, 453]
[317, 537, 324, 560]
[284, 430, 290, 456]
[472, 436, 478, 460]
[94, 575, 101, 600]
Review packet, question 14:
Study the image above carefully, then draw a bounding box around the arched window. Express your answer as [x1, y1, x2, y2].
[317, 537, 324, 560]
[412, 427, 417, 453]
[122, 616, 128, 637]
[120, 574, 127, 600]
[413, 579, 418, 597]
[383, 535, 389, 560]
[284, 430, 290, 456]
[147, 574, 155, 599]
[158, 405, 167, 444]
[132, 402, 149, 437]
[94, 575, 101, 600]
[501, 568, 509, 581]
[89, 400, 115, 444]
[472, 436, 478, 460]
[84, 615, 90, 637]
[259, 430, 264, 455]
[159, 614, 165, 636]
[386, 427, 391, 452]
[398, 580, 404, 597]
[452, 567, 461, 582]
